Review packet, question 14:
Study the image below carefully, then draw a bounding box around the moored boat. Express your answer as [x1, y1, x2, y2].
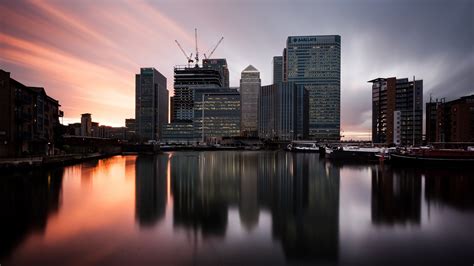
[287, 141, 320, 153]
[391, 149, 474, 166]
[325, 146, 382, 162]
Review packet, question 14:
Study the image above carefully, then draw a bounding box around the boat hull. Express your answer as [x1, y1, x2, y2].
[391, 152, 474, 166]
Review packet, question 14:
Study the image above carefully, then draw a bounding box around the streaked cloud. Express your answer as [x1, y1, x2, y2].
[1, 0, 472, 139]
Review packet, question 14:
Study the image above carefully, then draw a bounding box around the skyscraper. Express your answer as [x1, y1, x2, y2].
[258, 82, 308, 140]
[135, 68, 168, 141]
[273, 56, 283, 84]
[369, 77, 423, 146]
[284, 35, 341, 141]
[203, 58, 229, 87]
[240, 65, 261, 137]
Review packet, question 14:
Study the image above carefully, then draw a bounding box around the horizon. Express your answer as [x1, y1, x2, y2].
[1, 0, 473, 140]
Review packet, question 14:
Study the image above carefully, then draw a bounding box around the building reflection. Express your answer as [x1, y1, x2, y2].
[171, 152, 234, 237]
[267, 153, 340, 263]
[371, 166, 421, 225]
[170, 151, 340, 263]
[0, 168, 63, 260]
[423, 169, 474, 211]
[135, 155, 167, 227]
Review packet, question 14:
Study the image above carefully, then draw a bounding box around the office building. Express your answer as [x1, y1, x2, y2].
[172, 65, 223, 122]
[258, 82, 308, 140]
[284, 35, 341, 141]
[125, 118, 136, 140]
[426, 95, 474, 143]
[194, 87, 241, 142]
[203, 58, 229, 87]
[240, 65, 261, 137]
[135, 68, 168, 141]
[369, 77, 423, 146]
[0, 69, 62, 157]
[273, 56, 283, 84]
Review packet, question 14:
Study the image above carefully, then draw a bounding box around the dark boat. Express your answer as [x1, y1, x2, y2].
[391, 149, 474, 166]
[325, 146, 382, 162]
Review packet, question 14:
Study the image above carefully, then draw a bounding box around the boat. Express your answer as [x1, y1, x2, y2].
[325, 146, 383, 162]
[287, 141, 320, 153]
[390, 148, 474, 166]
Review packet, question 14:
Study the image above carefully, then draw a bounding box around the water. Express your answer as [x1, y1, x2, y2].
[1, 151, 473, 265]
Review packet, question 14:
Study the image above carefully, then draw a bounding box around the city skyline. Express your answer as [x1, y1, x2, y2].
[1, 0, 473, 140]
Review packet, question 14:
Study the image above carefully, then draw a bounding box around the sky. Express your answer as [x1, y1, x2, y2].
[1, 0, 473, 140]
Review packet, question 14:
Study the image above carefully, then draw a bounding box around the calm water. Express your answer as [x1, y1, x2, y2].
[1, 151, 473, 265]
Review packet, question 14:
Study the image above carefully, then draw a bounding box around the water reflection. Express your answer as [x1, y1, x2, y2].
[371, 166, 422, 226]
[135, 155, 167, 227]
[0, 168, 63, 259]
[1, 152, 473, 265]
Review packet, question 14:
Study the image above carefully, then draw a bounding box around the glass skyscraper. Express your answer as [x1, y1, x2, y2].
[240, 65, 261, 137]
[273, 56, 283, 84]
[135, 68, 168, 141]
[284, 35, 341, 141]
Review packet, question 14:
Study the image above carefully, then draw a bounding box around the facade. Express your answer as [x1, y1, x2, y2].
[240, 65, 261, 137]
[193, 87, 241, 141]
[161, 122, 197, 143]
[258, 82, 308, 140]
[426, 95, 474, 143]
[284, 35, 341, 141]
[273, 56, 283, 84]
[135, 68, 168, 141]
[369, 77, 423, 146]
[172, 66, 223, 122]
[425, 99, 443, 143]
[203, 58, 229, 87]
[0, 69, 62, 157]
[81, 113, 92, 136]
[125, 118, 136, 141]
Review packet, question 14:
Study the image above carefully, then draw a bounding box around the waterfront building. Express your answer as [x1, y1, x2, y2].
[258, 82, 308, 140]
[426, 95, 474, 143]
[172, 64, 224, 122]
[369, 77, 423, 146]
[161, 122, 197, 143]
[135, 68, 168, 141]
[0, 69, 62, 157]
[125, 118, 136, 141]
[163, 62, 227, 143]
[273, 56, 283, 84]
[81, 113, 92, 136]
[284, 35, 341, 141]
[194, 87, 241, 142]
[240, 65, 261, 137]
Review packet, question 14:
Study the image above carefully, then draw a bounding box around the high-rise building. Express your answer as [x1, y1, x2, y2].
[273, 56, 283, 84]
[135, 68, 168, 141]
[425, 99, 443, 143]
[284, 35, 341, 141]
[172, 66, 223, 122]
[369, 77, 423, 146]
[0, 69, 62, 157]
[194, 87, 241, 141]
[203, 58, 229, 87]
[258, 82, 308, 140]
[426, 95, 474, 143]
[240, 65, 261, 137]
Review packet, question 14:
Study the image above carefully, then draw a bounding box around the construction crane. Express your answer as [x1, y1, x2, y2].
[175, 28, 224, 66]
[204, 36, 224, 59]
[174, 40, 193, 64]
